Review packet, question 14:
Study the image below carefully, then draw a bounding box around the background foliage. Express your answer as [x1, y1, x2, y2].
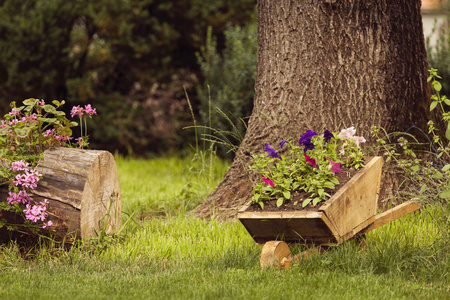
[196, 21, 257, 157]
[0, 0, 256, 156]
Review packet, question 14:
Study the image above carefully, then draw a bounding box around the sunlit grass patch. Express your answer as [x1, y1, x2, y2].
[115, 154, 230, 219]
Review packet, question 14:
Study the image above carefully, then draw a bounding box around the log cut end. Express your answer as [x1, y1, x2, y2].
[32, 147, 121, 240]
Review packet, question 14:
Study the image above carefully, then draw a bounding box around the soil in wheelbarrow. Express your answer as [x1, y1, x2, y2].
[245, 163, 362, 213]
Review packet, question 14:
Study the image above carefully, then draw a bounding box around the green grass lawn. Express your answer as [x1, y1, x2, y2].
[0, 155, 449, 299]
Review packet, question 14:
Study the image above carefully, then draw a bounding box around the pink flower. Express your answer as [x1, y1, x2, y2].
[10, 160, 30, 171]
[76, 137, 84, 147]
[261, 175, 275, 187]
[24, 200, 49, 223]
[304, 154, 317, 167]
[43, 220, 53, 228]
[84, 104, 97, 116]
[7, 190, 31, 205]
[70, 105, 84, 118]
[326, 157, 342, 173]
[13, 168, 42, 189]
[8, 107, 21, 117]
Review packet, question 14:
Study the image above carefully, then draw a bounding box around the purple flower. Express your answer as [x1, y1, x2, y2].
[278, 139, 289, 149]
[299, 130, 317, 153]
[263, 143, 282, 160]
[323, 130, 333, 143]
[244, 151, 253, 158]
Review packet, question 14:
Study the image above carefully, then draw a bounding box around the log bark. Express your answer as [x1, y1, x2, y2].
[194, 0, 434, 220]
[0, 147, 121, 242]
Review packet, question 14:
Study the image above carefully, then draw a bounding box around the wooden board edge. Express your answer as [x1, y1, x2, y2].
[360, 201, 421, 234]
[319, 156, 382, 212]
[320, 212, 342, 245]
[238, 210, 323, 220]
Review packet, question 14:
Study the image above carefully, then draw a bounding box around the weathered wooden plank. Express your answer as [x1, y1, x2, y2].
[319, 157, 383, 238]
[360, 201, 421, 234]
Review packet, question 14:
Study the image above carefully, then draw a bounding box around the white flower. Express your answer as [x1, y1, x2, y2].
[338, 126, 356, 139]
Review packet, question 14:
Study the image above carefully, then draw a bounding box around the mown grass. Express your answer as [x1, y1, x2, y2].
[0, 155, 449, 299]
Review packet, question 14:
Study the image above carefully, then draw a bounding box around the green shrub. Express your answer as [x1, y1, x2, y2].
[426, 5, 450, 95]
[0, 0, 257, 155]
[196, 20, 257, 157]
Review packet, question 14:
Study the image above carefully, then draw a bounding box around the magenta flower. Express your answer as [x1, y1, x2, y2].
[299, 130, 317, 153]
[304, 154, 317, 167]
[261, 175, 275, 187]
[326, 157, 342, 173]
[263, 143, 282, 160]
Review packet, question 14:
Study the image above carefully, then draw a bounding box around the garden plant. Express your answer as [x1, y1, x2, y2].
[0, 98, 96, 236]
[247, 127, 366, 209]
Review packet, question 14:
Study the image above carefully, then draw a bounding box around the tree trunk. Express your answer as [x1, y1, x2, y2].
[195, 0, 433, 220]
[0, 147, 121, 242]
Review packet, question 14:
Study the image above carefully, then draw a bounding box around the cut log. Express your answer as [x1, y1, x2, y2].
[260, 241, 292, 268]
[0, 147, 121, 241]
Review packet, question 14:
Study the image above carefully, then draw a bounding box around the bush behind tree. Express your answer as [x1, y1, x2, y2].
[196, 20, 257, 157]
[0, 0, 256, 155]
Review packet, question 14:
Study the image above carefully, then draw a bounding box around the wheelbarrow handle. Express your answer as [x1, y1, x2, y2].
[360, 200, 421, 235]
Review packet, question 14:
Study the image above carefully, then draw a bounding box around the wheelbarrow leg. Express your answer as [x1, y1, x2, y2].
[260, 241, 292, 268]
[260, 241, 325, 269]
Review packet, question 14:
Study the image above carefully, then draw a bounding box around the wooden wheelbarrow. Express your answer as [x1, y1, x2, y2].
[237, 157, 421, 268]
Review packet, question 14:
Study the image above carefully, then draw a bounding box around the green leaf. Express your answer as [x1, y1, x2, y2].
[258, 202, 264, 210]
[330, 177, 340, 185]
[293, 201, 298, 206]
[439, 189, 450, 199]
[410, 165, 420, 173]
[432, 171, 443, 179]
[23, 98, 37, 106]
[318, 189, 324, 197]
[430, 101, 438, 111]
[323, 181, 335, 189]
[276, 198, 283, 207]
[38, 117, 58, 125]
[444, 99, 450, 106]
[253, 193, 261, 202]
[419, 184, 427, 194]
[432, 80, 442, 92]
[302, 198, 311, 207]
[446, 123, 450, 141]
[442, 164, 450, 172]
[283, 191, 291, 199]
[312, 197, 321, 206]
[43, 104, 57, 114]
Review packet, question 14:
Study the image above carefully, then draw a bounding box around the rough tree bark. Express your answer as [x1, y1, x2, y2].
[194, 0, 433, 220]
